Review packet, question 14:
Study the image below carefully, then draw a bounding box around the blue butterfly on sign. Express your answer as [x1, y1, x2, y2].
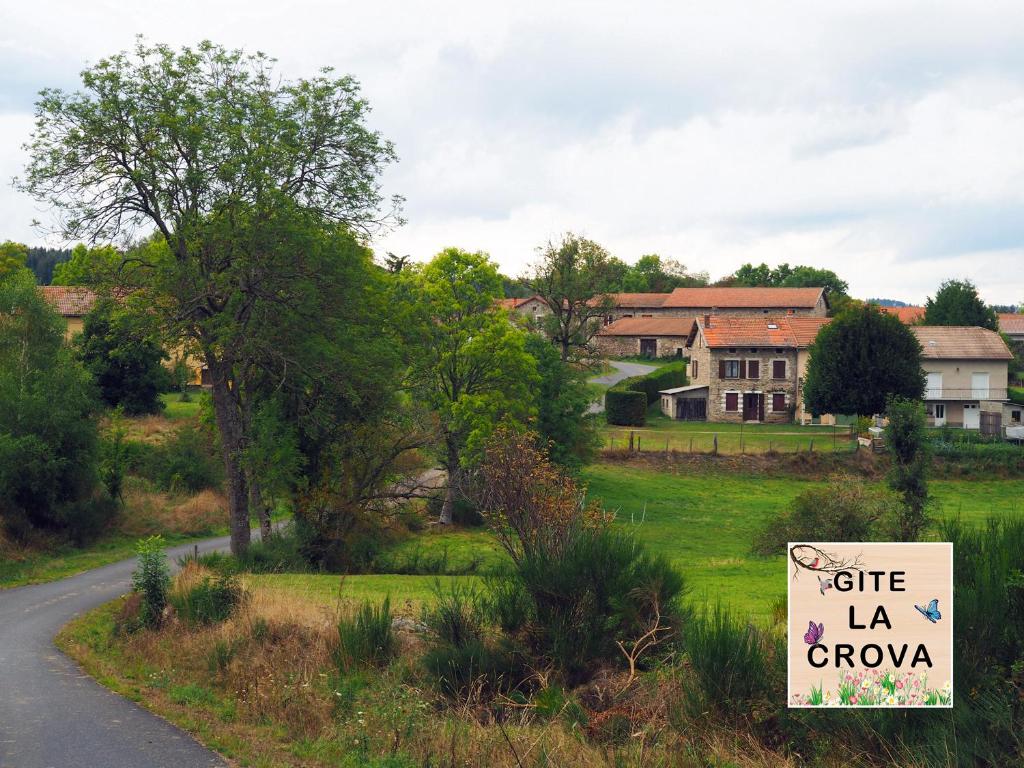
[915, 598, 941, 623]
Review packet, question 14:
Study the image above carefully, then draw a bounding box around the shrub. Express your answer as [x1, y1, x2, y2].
[422, 581, 483, 648]
[336, 598, 395, 671]
[514, 526, 685, 683]
[421, 638, 526, 699]
[604, 389, 647, 426]
[171, 574, 243, 626]
[885, 395, 932, 540]
[627, 361, 689, 405]
[682, 602, 771, 717]
[148, 425, 223, 493]
[131, 535, 170, 627]
[752, 481, 900, 555]
[1010, 386, 1024, 406]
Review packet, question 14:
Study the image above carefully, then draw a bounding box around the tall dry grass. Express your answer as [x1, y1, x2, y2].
[119, 486, 226, 537]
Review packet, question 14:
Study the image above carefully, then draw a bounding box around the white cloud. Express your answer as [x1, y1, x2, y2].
[2, 1, 1024, 302]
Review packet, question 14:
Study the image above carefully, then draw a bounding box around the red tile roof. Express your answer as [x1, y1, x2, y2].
[598, 316, 693, 337]
[998, 313, 1024, 335]
[662, 286, 825, 309]
[38, 286, 97, 317]
[911, 326, 1013, 360]
[693, 315, 830, 348]
[879, 305, 925, 324]
[601, 292, 672, 308]
[496, 295, 544, 310]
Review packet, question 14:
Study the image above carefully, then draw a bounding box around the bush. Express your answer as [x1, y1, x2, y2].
[752, 481, 901, 555]
[682, 602, 772, 717]
[147, 425, 223, 493]
[421, 637, 526, 699]
[627, 361, 689, 405]
[170, 574, 243, 626]
[1010, 386, 1024, 406]
[336, 598, 395, 671]
[514, 526, 685, 683]
[604, 388, 647, 426]
[132, 535, 170, 627]
[423, 581, 484, 648]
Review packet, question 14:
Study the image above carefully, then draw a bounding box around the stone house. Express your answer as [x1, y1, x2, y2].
[496, 295, 550, 322]
[658, 286, 829, 318]
[661, 315, 829, 423]
[38, 285, 96, 340]
[912, 326, 1013, 430]
[597, 293, 673, 324]
[594, 317, 691, 358]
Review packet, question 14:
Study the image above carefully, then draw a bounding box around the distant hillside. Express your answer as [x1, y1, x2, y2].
[866, 298, 909, 307]
[26, 247, 72, 285]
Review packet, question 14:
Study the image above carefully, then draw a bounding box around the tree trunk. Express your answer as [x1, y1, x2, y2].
[207, 354, 251, 555]
[438, 439, 460, 525]
[249, 473, 273, 540]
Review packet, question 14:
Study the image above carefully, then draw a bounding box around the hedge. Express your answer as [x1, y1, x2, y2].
[605, 389, 647, 426]
[604, 361, 690, 426]
[1009, 386, 1024, 406]
[627, 362, 689, 405]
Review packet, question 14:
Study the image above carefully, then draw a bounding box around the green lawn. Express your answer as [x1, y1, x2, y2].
[0, 531, 213, 589]
[245, 572, 481, 611]
[366, 463, 1023, 623]
[159, 391, 206, 420]
[599, 411, 853, 454]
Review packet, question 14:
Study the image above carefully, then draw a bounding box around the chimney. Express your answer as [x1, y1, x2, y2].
[703, 314, 711, 328]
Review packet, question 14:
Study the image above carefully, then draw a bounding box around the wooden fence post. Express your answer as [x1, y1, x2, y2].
[809, 439, 814, 453]
[689, 437, 693, 453]
[713, 434, 718, 455]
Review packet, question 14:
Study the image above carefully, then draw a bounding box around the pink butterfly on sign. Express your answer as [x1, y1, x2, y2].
[803, 621, 824, 645]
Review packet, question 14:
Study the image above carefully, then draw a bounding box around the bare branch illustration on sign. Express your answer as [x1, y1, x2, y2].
[789, 544, 866, 579]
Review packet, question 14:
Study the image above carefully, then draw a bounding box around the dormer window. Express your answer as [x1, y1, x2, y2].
[767, 323, 778, 330]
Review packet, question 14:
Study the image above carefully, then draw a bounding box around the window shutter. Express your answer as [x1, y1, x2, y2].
[725, 392, 738, 411]
[773, 360, 786, 379]
[772, 393, 786, 411]
[739, 360, 747, 378]
[718, 360, 726, 379]
[748, 360, 759, 378]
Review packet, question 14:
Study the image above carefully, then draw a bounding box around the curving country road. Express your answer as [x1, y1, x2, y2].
[587, 359, 658, 413]
[0, 536, 236, 768]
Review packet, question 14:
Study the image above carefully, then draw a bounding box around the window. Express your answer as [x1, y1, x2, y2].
[722, 360, 740, 379]
[749, 348, 758, 353]
[727, 347, 737, 353]
[775, 348, 784, 354]
[935, 404, 945, 420]
[725, 392, 739, 411]
[772, 393, 786, 412]
[691, 359, 699, 378]
[1012, 409, 1021, 424]
[772, 360, 786, 379]
[747, 360, 760, 378]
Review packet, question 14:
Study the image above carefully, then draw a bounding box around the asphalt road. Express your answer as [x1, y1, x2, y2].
[0, 536, 235, 768]
[587, 360, 658, 413]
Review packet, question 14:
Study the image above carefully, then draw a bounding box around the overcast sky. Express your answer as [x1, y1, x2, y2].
[3, 1, 1024, 304]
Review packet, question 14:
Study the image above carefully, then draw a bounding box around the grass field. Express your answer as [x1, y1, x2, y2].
[159, 391, 205, 420]
[599, 411, 854, 454]
[368, 462, 1024, 622]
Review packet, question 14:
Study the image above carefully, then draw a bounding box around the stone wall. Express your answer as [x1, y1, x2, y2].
[594, 334, 689, 358]
[705, 348, 799, 423]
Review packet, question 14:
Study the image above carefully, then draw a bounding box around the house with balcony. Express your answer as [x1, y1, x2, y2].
[661, 315, 830, 422]
[911, 326, 1013, 430]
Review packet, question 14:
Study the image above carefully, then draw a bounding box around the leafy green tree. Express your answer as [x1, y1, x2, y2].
[621, 254, 708, 292]
[884, 396, 931, 541]
[0, 270, 106, 541]
[406, 248, 538, 524]
[726, 262, 849, 300]
[23, 40, 400, 554]
[528, 234, 618, 361]
[924, 279, 998, 330]
[75, 298, 168, 414]
[25, 247, 72, 284]
[51, 243, 122, 285]
[0, 241, 30, 281]
[803, 304, 925, 417]
[524, 334, 599, 471]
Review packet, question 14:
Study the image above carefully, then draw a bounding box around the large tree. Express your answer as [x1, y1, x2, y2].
[0, 241, 29, 281]
[724, 262, 849, 298]
[803, 304, 925, 417]
[924, 279, 998, 330]
[51, 243, 122, 286]
[404, 248, 537, 525]
[22, 40, 400, 554]
[529, 234, 618, 361]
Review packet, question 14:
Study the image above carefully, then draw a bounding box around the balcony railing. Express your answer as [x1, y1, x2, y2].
[922, 387, 1007, 401]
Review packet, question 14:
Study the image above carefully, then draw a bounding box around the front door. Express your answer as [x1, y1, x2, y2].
[639, 338, 657, 358]
[742, 393, 763, 422]
[934, 403, 946, 427]
[963, 403, 980, 429]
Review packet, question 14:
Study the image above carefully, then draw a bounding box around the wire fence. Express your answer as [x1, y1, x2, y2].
[601, 425, 859, 456]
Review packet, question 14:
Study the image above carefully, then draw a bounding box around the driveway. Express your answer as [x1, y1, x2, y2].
[588, 359, 658, 413]
[0, 536, 237, 768]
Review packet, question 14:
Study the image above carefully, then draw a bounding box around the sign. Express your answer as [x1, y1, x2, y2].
[787, 542, 952, 708]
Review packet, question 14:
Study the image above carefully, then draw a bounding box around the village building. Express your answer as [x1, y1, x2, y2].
[496, 295, 550, 322]
[658, 286, 829, 318]
[38, 285, 97, 340]
[912, 326, 1014, 430]
[998, 313, 1024, 344]
[879, 305, 926, 324]
[594, 316, 691, 358]
[597, 293, 673, 323]
[664, 315, 830, 423]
